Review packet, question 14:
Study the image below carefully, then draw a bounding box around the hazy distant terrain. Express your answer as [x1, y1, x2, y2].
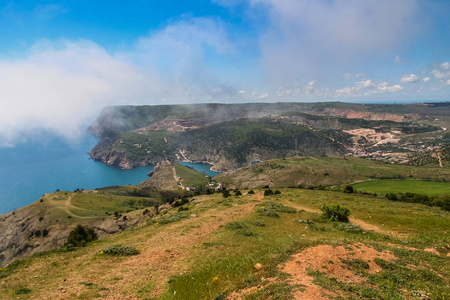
[88, 102, 450, 169]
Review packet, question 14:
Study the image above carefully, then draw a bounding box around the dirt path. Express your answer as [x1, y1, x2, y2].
[48, 194, 99, 219]
[171, 165, 185, 190]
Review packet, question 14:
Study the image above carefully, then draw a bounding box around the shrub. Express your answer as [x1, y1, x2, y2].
[334, 223, 363, 233]
[64, 225, 98, 248]
[320, 204, 350, 223]
[296, 219, 314, 224]
[234, 190, 242, 196]
[100, 245, 140, 256]
[256, 201, 297, 218]
[225, 221, 248, 230]
[43, 229, 49, 237]
[248, 190, 255, 194]
[11, 287, 31, 295]
[264, 189, 274, 196]
[385, 193, 398, 201]
[342, 185, 354, 193]
[274, 190, 281, 195]
[34, 230, 41, 238]
[222, 190, 231, 198]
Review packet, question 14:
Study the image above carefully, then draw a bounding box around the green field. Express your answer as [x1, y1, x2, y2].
[352, 180, 450, 196]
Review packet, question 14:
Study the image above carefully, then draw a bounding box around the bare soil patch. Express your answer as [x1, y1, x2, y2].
[280, 243, 397, 300]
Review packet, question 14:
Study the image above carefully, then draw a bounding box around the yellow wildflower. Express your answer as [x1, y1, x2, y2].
[212, 276, 219, 282]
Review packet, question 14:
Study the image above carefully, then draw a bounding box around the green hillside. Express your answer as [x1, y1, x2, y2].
[215, 156, 450, 189]
[1, 188, 449, 299]
[352, 180, 450, 196]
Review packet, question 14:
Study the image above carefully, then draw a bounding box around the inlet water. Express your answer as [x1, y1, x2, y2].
[0, 133, 154, 215]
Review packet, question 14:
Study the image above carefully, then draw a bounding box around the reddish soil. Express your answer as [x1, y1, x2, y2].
[280, 243, 397, 299]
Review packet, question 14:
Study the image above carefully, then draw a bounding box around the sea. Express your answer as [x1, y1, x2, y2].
[0, 133, 217, 215]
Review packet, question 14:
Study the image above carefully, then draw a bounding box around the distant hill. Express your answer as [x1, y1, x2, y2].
[87, 102, 450, 169]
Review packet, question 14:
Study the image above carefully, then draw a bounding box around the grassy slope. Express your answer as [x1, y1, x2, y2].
[174, 163, 210, 187]
[140, 161, 181, 190]
[352, 180, 450, 196]
[215, 156, 450, 189]
[0, 186, 165, 267]
[1, 189, 449, 299]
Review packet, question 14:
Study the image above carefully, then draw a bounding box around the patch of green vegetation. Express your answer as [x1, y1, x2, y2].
[99, 245, 140, 256]
[341, 258, 370, 271]
[151, 211, 190, 225]
[245, 282, 294, 300]
[255, 201, 297, 218]
[352, 180, 450, 196]
[10, 287, 31, 295]
[333, 223, 364, 234]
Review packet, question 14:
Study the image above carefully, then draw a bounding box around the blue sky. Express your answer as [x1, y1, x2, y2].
[0, 0, 450, 145]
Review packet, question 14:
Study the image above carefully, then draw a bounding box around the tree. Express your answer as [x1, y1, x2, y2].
[65, 225, 98, 248]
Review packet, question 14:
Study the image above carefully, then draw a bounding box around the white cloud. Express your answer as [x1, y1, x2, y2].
[356, 79, 376, 89]
[395, 55, 404, 64]
[336, 87, 357, 97]
[423, 77, 431, 82]
[440, 62, 450, 70]
[252, 92, 269, 99]
[377, 82, 404, 92]
[0, 40, 162, 147]
[432, 69, 450, 79]
[247, 0, 422, 86]
[0, 17, 242, 147]
[400, 73, 418, 83]
[342, 73, 367, 80]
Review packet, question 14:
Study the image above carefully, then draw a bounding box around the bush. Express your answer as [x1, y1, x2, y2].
[234, 190, 242, 196]
[264, 189, 274, 196]
[11, 287, 31, 295]
[274, 190, 281, 195]
[334, 223, 364, 233]
[256, 201, 297, 218]
[100, 245, 140, 256]
[222, 190, 231, 198]
[342, 185, 354, 193]
[385, 193, 398, 201]
[320, 204, 350, 223]
[64, 225, 98, 248]
[248, 190, 255, 194]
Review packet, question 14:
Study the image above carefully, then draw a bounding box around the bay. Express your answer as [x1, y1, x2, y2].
[178, 162, 220, 177]
[0, 133, 154, 215]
